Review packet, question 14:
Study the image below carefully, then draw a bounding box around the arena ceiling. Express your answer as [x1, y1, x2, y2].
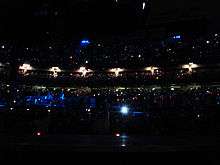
[0, 0, 219, 39]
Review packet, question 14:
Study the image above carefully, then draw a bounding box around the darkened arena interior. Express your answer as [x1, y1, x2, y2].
[0, 0, 220, 163]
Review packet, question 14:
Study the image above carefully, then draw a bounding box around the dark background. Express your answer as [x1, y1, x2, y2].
[0, 0, 219, 41]
[0, 0, 149, 39]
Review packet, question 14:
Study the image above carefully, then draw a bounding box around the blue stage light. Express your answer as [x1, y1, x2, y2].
[173, 35, 181, 39]
[120, 106, 129, 115]
[81, 39, 90, 46]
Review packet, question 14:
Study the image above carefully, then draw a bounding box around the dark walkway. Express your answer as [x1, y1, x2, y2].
[0, 134, 219, 152]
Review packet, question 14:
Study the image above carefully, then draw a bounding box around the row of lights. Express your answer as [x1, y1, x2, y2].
[19, 66, 157, 77]
[18, 63, 199, 77]
[10, 107, 51, 113]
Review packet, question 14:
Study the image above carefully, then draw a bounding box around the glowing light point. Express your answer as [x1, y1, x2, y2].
[142, 2, 146, 10]
[49, 67, 61, 77]
[115, 133, 120, 137]
[145, 66, 158, 75]
[81, 39, 90, 46]
[121, 106, 129, 115]
[110, 68, 124, 77]
[19, 64, 33, 75]
[77, 67, 92, 77]
[121, 144, 126, 147]
[173, 35, 181, 39]
[182, 63, 199, 73]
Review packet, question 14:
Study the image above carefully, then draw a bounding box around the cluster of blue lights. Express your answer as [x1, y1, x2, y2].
[26, 92, 65, 108]
[80, 39, 90, 46]
[173, 35, 181, 39]
[25, 93, 96, 109]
